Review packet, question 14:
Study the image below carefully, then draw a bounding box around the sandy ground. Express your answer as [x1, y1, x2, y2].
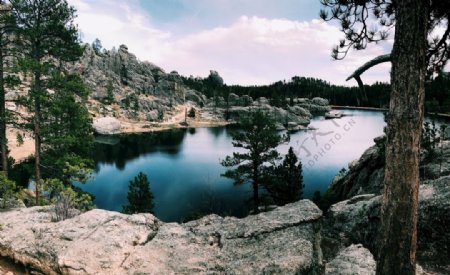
[7, 128, 34, 163]
[7, 104, 229, 163]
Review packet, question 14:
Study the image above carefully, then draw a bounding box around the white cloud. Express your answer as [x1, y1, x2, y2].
[69, 0, 392, 86]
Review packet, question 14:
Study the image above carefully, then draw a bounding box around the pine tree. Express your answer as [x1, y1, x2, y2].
[41, 73, 94, 184]
[264, 147, 304, 205]
[0, 2, 17, 177]
[221, 109, 288, 213]
[11, 0, 83, 204]
[320, 0, 448, 273]
[123, 172, 155, 214]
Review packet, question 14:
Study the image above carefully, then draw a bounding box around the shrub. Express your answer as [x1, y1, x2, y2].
[0, 172, 18, 209]
[188, 107, 196, 118]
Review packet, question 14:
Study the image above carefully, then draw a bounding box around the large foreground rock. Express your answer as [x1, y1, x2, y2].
[0, 200, 322, 274]
[92, 117, 121, 135]
[322, 176, 450, 269]
[325, 244, 376, 275]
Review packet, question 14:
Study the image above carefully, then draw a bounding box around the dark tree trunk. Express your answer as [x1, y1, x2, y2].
[377, 1, 429, 274]
[34, 70, 42, 205]
[253, 165, 259, 214]
[0, 43, 7, 177]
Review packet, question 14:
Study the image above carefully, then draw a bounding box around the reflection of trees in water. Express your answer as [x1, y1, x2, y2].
[180, 175, 250, 223]
[188, 128, 196, 135]
[207, 126, 227, 138]
[93, 129, 187, 171]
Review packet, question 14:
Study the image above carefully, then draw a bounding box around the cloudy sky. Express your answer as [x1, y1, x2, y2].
[68, 0, 392, 86]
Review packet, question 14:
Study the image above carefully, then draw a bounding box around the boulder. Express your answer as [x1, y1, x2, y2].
[322, 176, 450, 268]
[146, 110, 159, 122]
[92, 117, 121, 135]
[298, 97, 331, 113]
[325, 244, 376, 275]
[311, 97, 329, 106]
[0, 200, 323, 275]
[228, 93, 239, 105]
[322, 194, 381, 261]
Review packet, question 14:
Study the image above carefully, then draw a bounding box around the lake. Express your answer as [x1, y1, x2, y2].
[78, 109, 387, 222]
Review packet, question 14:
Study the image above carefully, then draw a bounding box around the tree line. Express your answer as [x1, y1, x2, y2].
[183, 71, 450, 114]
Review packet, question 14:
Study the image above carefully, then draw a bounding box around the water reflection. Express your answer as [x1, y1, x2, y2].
[93, 129, 187, 170]
[80, 110, 389, 222]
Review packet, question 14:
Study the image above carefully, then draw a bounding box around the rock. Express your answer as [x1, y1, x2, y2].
[92, 117, 121, 135]
[146, 110, 159, 122]
[288, 105, 312, 118]
[240, 95, 253, 106]
[298, 97, 331, 113]
[325, 244, 376, 275]
[329, 138, 450, 202]
[0, 200, 323, 275]
[328, 143, 385, 201]
[322, 176, 450, 268]
[322, 194, 381, 261]
[228, 93, 239, 105]
[5, 91, 19, 101]
[227, 104, 311, 129]
[311, 97, 329, 106]
[185, 89, 206, 105]
[417, 176, 450, 265]
[0, 199, 26, 210]
[255, 97, 270, 105]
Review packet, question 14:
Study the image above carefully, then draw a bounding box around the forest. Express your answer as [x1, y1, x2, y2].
[183, 72, 450, 114]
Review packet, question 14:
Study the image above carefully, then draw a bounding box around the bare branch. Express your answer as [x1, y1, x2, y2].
[346, 54, 392, 86]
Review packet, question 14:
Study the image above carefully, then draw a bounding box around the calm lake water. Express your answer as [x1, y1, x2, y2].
[78, 109, 387, 222]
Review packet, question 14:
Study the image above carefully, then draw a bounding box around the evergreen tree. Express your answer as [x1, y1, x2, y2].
[0, 171, 16, 208]
[105, 79, 114, 104]
[41, 73, 94, 184]
[123, 172, 155, 214]
[11, 0, 84, 204]
[221, 109, 288, 213]
[264, 147, 304, 205]
[0, 1, 17, 177]
[91, 38, 102, 54]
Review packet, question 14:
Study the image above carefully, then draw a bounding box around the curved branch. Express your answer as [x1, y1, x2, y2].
[346, 53, 392, 88]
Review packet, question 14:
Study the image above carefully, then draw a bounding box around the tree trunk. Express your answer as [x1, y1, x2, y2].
[34, 71, 42, 205]
[0, 43, 8, 177]
[377, 1, 429, 274]
[253, 166, 259, 214]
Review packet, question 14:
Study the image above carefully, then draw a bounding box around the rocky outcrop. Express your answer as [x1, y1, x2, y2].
[322, 176, 450, 270]
[329, 138, 450, 202]
[324, 244, 376, 275]
[0, 200, 323, 275]
[328, 137, 385, 201]
[92, 117, 121, 135]
[297, 97, 330, 114]
[204, 94, 329, 130]
[66, 44, 205, 121]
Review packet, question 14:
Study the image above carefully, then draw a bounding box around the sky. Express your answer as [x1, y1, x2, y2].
[68, 0, 393, 86]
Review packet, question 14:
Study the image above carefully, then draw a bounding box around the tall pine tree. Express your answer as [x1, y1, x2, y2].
[0, 1, 17, 177]
[221, 109, 288, 213]
[11, 0, 84, 204]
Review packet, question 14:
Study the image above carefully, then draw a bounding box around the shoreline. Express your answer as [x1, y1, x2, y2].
[331, 105, 450, 119]
[8, 118, 231, 163]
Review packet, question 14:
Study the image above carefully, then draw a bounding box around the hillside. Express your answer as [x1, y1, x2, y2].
[5, 44, 330, 161]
